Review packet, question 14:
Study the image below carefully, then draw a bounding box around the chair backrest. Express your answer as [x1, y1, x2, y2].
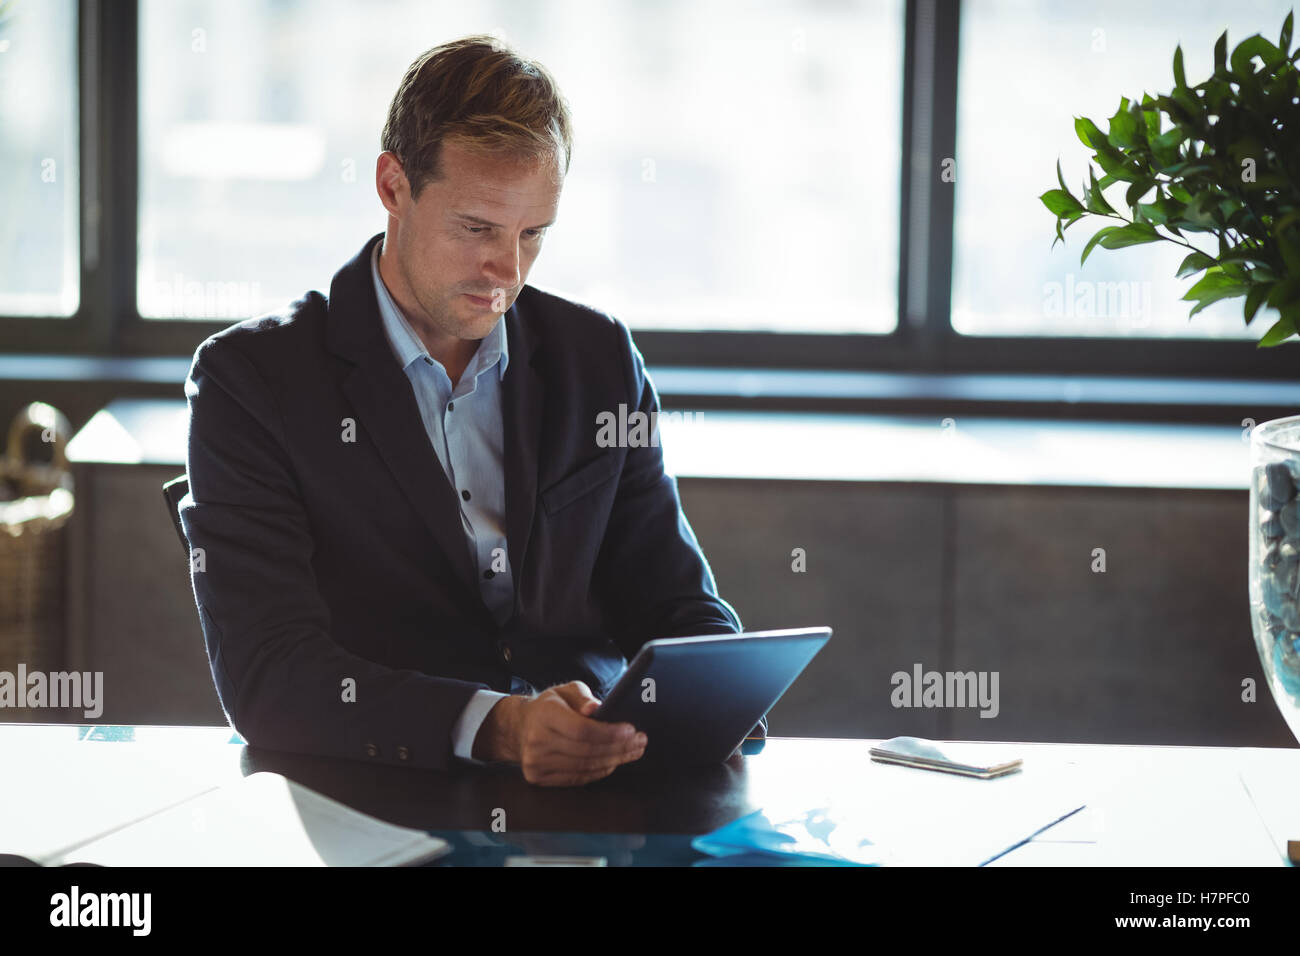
[161, 474, 190, 560]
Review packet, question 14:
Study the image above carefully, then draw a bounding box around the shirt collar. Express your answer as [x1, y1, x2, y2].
[370, 240, 509, 381]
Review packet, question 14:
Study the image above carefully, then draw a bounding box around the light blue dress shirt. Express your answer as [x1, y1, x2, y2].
[370, 241, 512, 764]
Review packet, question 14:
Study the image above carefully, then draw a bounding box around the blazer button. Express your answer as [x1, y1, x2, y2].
[397, 745, 409, 761]
[502, 645, 512, 663]
[365, 743, 378, 758]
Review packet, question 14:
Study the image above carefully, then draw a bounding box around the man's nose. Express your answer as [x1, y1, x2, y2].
[482, 237, 523, 291]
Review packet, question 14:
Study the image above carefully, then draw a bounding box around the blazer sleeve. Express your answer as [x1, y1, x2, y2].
[594, 318, 744, 654]
[180, 335, 490, 771]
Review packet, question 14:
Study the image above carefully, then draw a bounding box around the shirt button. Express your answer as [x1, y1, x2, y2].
[365, 743, 379, 758]
[483, 569, 495, 579]
[461, 489, 471, 501]
[397, 745, 409, 761]
[447, 402, 454, 411]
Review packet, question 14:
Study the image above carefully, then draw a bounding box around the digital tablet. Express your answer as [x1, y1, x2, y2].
[591, 627, 831, 768]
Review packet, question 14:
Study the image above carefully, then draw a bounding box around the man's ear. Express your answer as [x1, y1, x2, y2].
[375, 151, 408, 216]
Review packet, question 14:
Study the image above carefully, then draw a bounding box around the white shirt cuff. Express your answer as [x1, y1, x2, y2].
[452, 690, 511, 764]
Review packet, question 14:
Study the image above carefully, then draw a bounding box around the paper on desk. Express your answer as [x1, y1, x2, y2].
[41, 772, 450, 867]
[696, 759, 1086, 866]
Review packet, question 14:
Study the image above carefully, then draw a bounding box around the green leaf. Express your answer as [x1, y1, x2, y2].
[1074, 116, 1107, 150]
[1232, 34, 1282, 76]
[1108, 108, 1141, 148]
[1214, 30, 1228, 75]
[1173, 43, 1187, 88]
[1176, 250, 1216, 278]
[1093, 151, 1146, 183]
[1098, 221, 1161, 250]
[1244, 282, 1272, 323]
[1041, 189, 1083, 217]
[1280, 230, 1300, 275]
[1140, 92, 1161, 138]
[1171, 86, 1202, 124]
[1084, 167, 1118, 215]
[1258, 314, 1296, 347]
[1218, 247, 1274, 269]
[1150, 126, 1187, 165]
[1266, 276, 1300, 308]
[1125, 177, 1156, 208]
[1281, 11, 1294, 53]
[1161, 161, 1213, 179]
[1184, 269, 1244, 296]
[1183, 269, 1250, 316]
[1179, 192, 1222, 231]
[1081, 226, 1122, 265]
[1056, 158, 1068, 192]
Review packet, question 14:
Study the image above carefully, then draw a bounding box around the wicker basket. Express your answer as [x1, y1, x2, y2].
[0, 402, 74, 673]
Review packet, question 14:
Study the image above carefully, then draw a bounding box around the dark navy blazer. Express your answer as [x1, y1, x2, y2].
[180, 232, 745, 771]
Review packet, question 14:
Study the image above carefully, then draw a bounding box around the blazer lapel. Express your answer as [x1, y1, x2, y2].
[501, 298, 545, 600]
[325, 234, 480, 599]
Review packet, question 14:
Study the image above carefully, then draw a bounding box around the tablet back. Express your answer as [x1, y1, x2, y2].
[594, 627, 831, 767]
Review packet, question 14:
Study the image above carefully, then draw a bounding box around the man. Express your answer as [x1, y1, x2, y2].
[180, 35, 757, 787]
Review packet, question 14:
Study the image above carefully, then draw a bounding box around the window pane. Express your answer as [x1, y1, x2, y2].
[0, 0, 79, 317]
[138, 0, 902, 333]
[952, 0, 1294, 339]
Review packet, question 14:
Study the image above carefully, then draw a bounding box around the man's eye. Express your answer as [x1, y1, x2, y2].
[463, 226, 546, 238]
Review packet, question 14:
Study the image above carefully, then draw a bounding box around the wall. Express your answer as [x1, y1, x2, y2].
[50, 463, 1296, 748]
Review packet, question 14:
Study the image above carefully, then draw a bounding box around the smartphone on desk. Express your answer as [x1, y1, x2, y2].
[869, 736, 1022, 778]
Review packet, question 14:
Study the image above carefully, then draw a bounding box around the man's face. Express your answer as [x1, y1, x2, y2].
[381, 139, 562, 342]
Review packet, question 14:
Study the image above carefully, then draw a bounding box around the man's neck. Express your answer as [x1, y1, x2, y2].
[378, 242, 479, 387]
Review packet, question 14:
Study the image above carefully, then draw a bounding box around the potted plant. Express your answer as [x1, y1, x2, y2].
[1040, 12, 1300, 745]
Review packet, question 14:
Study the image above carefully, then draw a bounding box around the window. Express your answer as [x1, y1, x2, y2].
[952, 0, 1296, 339]
[0, 0, 79, 317]
[137, 0, 904, 333]
[4, 0, 1295, 383]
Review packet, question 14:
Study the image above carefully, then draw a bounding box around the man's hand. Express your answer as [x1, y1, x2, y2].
[473, 681, 647, 786]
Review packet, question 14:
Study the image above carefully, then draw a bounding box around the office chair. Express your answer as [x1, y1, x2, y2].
[161, 474, 190, 560]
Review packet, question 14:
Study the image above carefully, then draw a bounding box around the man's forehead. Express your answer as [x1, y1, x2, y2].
[436, 153, 558, 200]
[441, 140, 561, 184]
[441, 174, 561, 221]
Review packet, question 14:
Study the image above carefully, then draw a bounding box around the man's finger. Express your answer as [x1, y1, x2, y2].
[530, 734, 647, 762]
[549, 680, 600, 711]
[537, 700, 638, 745]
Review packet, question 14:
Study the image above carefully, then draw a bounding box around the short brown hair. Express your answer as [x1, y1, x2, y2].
[381, 34, 573, 199]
